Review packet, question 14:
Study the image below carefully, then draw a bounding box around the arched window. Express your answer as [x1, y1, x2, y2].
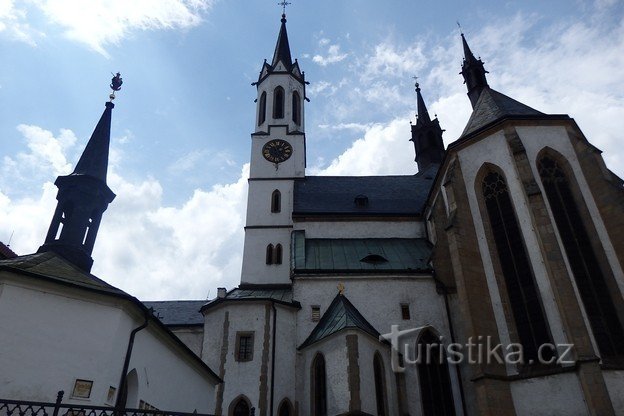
[292, 91, 301, 125]
[274, 244, 283, 265]
[230, 396, 251, 416]
[417, 330, 455, 416]
[266, 244, 274, 265]
[273, 87, 284, 119]
[258, 91, 267, 125]
[278, 399, 293, 416]
[271, 190, 281, 213]
[538, 155, 624, 358]
[311, 353, 327, 416]
[373, 352, 387, 416]
[482, 170, 554, 364]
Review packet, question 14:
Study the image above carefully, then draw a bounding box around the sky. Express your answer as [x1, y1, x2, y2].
[0, 0, 623, 300]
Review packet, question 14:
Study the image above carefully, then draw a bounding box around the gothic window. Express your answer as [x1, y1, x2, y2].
[311, 353, 327, 416]
[482, 170, 554, 364]
[271, 190, 281, 213]
[274, 244, 283, 265]
[373, 352, 388, 416]
[231, 397, 251, 416]
[278, 399, 293, 416]
[417, 330, 455, 416]
[538, 155, 624, 358]
[258, 91, 267, 125]
[273, 87, 285, 119]
[266, 244, 274, 265]
[235, 332, 254, 362]
[292, 91, 301, 125]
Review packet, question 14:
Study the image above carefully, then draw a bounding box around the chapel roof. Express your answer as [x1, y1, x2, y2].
[143, 300, 206, 326]
[293, 168, 437, 217]
[299, 293, 381, 349]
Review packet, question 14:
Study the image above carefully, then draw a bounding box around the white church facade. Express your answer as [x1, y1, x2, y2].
[2, 11, 624, 416]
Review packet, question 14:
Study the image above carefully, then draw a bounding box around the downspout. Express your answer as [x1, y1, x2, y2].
[433, 271, 468, 416]
[270, 302, 277, 416]
[115, 309, 149, 411]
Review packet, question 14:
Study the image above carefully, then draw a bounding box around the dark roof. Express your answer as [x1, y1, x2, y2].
[461, 87, 543, 137]
[143, 300, 206, 326]
[293, 172, 436, 217]
[0, 242, 17, 259]
[293, 233, 432, 274]
[201, 285, 298, 312]
[271, 14, 293, 69]
[73, 102, 113, 183]
[299, 293, 381, 349]
[0, 252, 126, 295]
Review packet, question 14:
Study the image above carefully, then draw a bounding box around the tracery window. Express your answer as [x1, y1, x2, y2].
[417, 330, 455, 416]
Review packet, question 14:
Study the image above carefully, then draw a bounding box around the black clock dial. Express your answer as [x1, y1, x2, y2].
[262, 139, 293, 163]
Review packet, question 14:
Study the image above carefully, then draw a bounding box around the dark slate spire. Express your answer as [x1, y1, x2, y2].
[38, 78, 120, 272]
[460, 33, 489, 109]
[410, 83, 445, 173]
[271, 14, 293, 69]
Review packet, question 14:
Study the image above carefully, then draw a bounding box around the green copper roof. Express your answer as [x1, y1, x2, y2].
[299, 293, 381, 349]
[292, 232, 432, 274]
[226, 287, 293, 302]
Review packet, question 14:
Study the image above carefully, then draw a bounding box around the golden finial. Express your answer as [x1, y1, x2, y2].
[337, 283, 345, 295]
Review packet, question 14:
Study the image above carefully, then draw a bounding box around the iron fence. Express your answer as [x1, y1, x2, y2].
[0, 391, 215, 416]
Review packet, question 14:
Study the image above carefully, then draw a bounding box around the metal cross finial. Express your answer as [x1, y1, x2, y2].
[278, 1, 291, 14]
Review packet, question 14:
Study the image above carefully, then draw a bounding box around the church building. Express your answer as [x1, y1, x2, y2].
[1, 10, 623, 416]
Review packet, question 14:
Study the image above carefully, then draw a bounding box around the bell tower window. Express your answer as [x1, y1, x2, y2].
[274, 244, 283, 265]
[271, 190, 281, 213]
[273, 87, 285, 119]
[266, 244, 274, 265]
[258, 91, 267, 125]
[292, 91, 301, 125]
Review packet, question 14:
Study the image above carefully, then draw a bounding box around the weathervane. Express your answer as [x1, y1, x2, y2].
[278, 1, 291, 15]
[109, 72, 123, 101]
[456, 21, 463, 35]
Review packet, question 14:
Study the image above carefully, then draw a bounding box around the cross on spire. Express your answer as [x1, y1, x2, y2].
[278, 1, 291, 15]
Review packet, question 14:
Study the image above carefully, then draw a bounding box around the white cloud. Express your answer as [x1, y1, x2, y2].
[0, 0, 214, 56]
[359, 41, 426, 82]
[313, 44, 348, 66]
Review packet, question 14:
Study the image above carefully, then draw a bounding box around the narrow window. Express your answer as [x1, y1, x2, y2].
[401, 304, 411, 320]
[417, 330, 456, 416]
[274, 244, 283, 265]
[311, 353, 327, 416]
[232, 398, 250, 416]
[271, 189, 281, 213]
[258, 91, 267, 125]
[273, 87, 285, 119]
[538, 156, 624, 358]
[235, 332, 254, 362]
[278, 399, 292, 416]
[292, 91, 301, 125]
[373, 353, 388, 416]
[311, 306, 321, 322]
[266, 244, 274, 265]
[482, 170, 553, 364]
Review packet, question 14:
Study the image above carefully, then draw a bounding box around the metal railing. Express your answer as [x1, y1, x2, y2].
[0, 391, 215, 416]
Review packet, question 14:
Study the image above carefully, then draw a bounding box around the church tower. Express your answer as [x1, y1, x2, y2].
[38, 84, 119, 272]
[410, 82, 445, 172]
[241, 13, 306, 285]
[460, 33, 489, 108]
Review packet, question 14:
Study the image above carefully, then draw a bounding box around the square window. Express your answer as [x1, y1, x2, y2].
[311, 306, 321, 322]
[71, 379, 93, 399]
[236, 332, 254, 362]
[401, 304, 411, 320]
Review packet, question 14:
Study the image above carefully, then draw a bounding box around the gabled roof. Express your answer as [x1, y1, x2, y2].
[0, 242, 17, 259]
[293, 171, 437, 217]
[143, 300, 206, 326]
[299, 293, 381, 349]
[461, 87, 543, 137]
[292, 233, 432, 274]
[200, 285, 299, 312]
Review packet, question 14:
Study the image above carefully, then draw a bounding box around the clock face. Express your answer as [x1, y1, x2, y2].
[262, 139, 293, 163]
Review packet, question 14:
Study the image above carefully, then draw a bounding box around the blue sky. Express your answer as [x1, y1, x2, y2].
[1, 0, 623, 299]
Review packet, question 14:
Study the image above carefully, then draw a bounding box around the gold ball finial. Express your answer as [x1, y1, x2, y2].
[337, 283, 345, 295]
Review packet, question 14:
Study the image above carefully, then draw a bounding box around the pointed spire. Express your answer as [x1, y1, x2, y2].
[460, 33, 489, 109]
[410, 82, 445, 173]
[415, 83, 431, 125]
[73, 101, 113, 182]
[271, 14, 293, 69]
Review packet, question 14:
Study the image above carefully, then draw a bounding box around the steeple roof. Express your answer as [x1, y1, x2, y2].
[461, 87, 543, 137]
[271, 14, 293, 69]
[299, 293, 381, 349]
[415, 83, 432, 125]
[460, 33, 489, 109]
[461, 33, 477, 65]
[72, 101, 113, 183]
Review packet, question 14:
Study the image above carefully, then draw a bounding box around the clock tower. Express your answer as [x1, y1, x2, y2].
[241, 13, 306, 285]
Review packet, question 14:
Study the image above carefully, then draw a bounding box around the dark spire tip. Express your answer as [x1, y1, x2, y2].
[281, 13, 286, 23]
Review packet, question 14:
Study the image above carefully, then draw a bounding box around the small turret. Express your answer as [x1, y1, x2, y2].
[460, 33, 489, 109]
[410, 82, 445, 173]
